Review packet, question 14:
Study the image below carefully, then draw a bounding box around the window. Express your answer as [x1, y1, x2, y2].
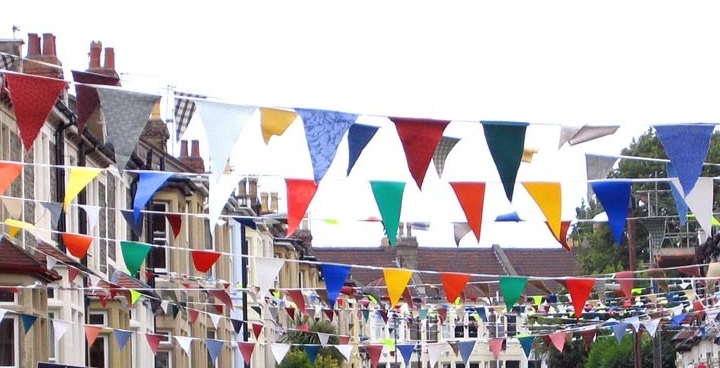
[89, 335, 108, 368]
[155, 350, 171, 368]
[206, 329, 216, 367]
[156, 329, 172, 345]
[506, 315, 517, 337]
[0, 290, 17, 304]
[0, 317, 18, 367]
[151, 202, 171, 272]
[48, 312, 56, 362]
[505, 361, 520, 368]
[88, 312, 107, 326]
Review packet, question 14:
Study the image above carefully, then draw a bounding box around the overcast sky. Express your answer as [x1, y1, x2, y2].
[3, 1, 719, 247]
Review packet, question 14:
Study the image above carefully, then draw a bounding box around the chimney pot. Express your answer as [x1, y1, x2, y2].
[260, 193, 269, 213]
[179, 140, 188, 158]
[270, 192, 279, 213]
[103, 47, 115, 69]
[89, 41, 102, 68]
[27, 33, 40, 56]
[41, 33, 56, 56]
[191, 140, 201, 157]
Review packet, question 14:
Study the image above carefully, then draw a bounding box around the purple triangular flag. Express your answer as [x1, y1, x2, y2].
[231, 318, 243, 334]
[296, 108, 358, 183]
[655, 124, 714, 196]
[347, 123, 379, 176]
[206, 339, 224, 363]
[133, 171, 174, 223]
[114, 330, 132, 350]
[611, 322, 628, 344]
[591, 180, 632, 245]
[320, 263, 351, 308]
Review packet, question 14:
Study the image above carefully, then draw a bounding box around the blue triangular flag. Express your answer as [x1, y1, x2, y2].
[304, 345, 322, 364]
[667, 163, 688, 225]
[457, 340, 476, 365]
[397, 344, 416, 367]
[233, 217, 257, 230]
[655, 124, 715, 197]
[296, 108, 358, 183]
[121, 210, 144, 238]
[669, 313, 687, 327]
[347, 123, 379, 176]
[206, 339, 224, 363]
[21, 314, 37, 333]
[611, 322, 628, 344]
[475, 307, 487, 322]
[133, 171, 174, 223]
[418, 308, 428, 320]
[591, 180, 632, 245]
[518, 335, 536, 358]
[320, 263, 351, 308]
[495, 211, 524, 222]
[114, 330, 132, 350]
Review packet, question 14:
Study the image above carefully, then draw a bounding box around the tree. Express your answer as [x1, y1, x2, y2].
[277, 318, 345, 368]
[585, 331, 676, 368]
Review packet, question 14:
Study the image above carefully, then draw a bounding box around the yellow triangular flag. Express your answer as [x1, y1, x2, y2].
[260, 108, 297, 144]
[64, 167, 103, 210]
[130, 289, 142, 305]
[522, 147, 539, 163]
[382, 268, 413, 307]
[5, 218, 34, 238]
[522, 182, 562, 239]
[532, 295, 543, 306]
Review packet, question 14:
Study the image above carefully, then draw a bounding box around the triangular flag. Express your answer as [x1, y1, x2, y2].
[643, 318, 660, 337]
[286, 289, 306, 316]
[347, 123, 379, 176]
[522, 182, 562, 238]
[670, 313, 687, 327]
[317, 332, 331, 347]
[440, 272, 471, 304]
[370, 181, 405, 246]
[685, 177, 714, 235]
[499, 276, 528, 311]
[428, 342, 446, 367]
[397, 344, 416, 367]
[668, 163, 688, 225]
[612, 323, 628, 343]
[558, 125, 581, 148]
[4, 73, 67, 151]
[390, 117, 450, 189]
[62, 232, 94, 259]
[114, 330, 132, 350]
[260, 107, 297, 144]
[549, 331, 567, 352]
[233, 217, 257, 230]
[320, 263, 351, 308]
[97, 87, 160, 173]
[365, 344, 383, 368]
[434, 136, 461, 178]
[0, 162, 22, 195]
[450, 182, 486, 242]
[458, 340, 476, 365]
[296, 108, 358, 183]
[585, 154, 617, 199]
[2, 198, 22, 220]
[52, 320, 70, 341]
[270, 343, 291, 364]
[145, 333, 162, 355]
[518, 335, 536, 358]
[334, 344, 353, 361]
[88, 274, 101, 287]
[188, 309, 199, 324]
[655, 123, 715, 196]
[208, 171, 243, 240]
[383, 268, 413, 306]
[254, 257, 285, 298]
[285, 179, 318, 236]
[238, 341, 255, 363]
[40, 201, 62, 230]
[230, 319, 243, 335]
[21, 314, 37, 333]
[304, 345, 321, 365]
[165, 214, 182, 239]
[72, 70, 121, 135]
[546, 220, 572, 252]
[209, 313, 221, 329]
[205, 339, 223, 363]
[78, 204, 100, 231]
[120, 241, 151, 276]
[64, 167, 102, 209]
[568, 125, 620, 146]
[120, 210, 144, 238]
[85, 325, 102, 345]
[252, 323, 263, 339]
[565, 278, 595, 319]
[590, 180, 632, 245]
[489, 338, 504, 359]
[481, 121, 528, 201]
[191, 250, 221, 273]
[133, 171, 174, 223]
[453, 222, 472, 246]
[45, 255, 57, 271]
[130, 290, 142, 305]
[172, 335, 193, 356]
[615, 271, 634, 298]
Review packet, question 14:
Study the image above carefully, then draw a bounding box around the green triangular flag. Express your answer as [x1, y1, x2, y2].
[251, 305, 262, 316]
[370, 181, 405, 246]
[130, 289, 142, 305]
[499, 276, 528, 311]
[481, 121, 528, 201]
[120, 241, 152, 276]
[361, 309, 370, 323]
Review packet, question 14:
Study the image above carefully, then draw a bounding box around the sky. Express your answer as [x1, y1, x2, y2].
[3, 1, 720, 248]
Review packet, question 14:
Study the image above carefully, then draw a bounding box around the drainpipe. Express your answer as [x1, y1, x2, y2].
[54, 123, 70, 251]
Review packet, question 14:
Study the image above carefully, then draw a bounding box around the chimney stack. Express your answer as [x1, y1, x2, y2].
[237, 179, 247, 206]
[191, 140, 201, 157]
[27, 33, 40, 56]
[140, 101, 169, 152]
[260, 193, 269, 213]
[104, 47, 115, 69]
[178, 140, 205, 173]
[89, 41, 102, 68]
[270, 192, 278, 213]
[24, 32, 63, 79]
[41, 33, 56, 56]
[179, 140, 189, 158]
[86, 42, 118, 79]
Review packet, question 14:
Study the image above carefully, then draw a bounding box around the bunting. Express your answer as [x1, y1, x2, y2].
[565, 278, 595, 319]
[0, 162, 22, 195]
[655, 123, 714, 196]
[238, 341, 255, 364]
[397, 344, 416, 367]
[64, 167, 102, 210]
[191, 250, 221, 273]
[585, 154, 617, 199]
[668, 163, 688, 225]
[166, 214, 182, 239]
[499, 276, 528, 311]
[481, 121, 527, 201]
[145, 333, 162, 355]
[206, 339, 224, 364]
[320, 263, 351, 308]
[62, 233, 93, 259]
[518, 335, 536, 358]
[304, 345, 321, 365]
[296, 108, 358, 183]
[285, 179, 319, 236]
[549, 331, 567, 352]
[173, 91, 205, 141]
[440, 272, 471, 304]
[612, 323, 628, 344]
[85, 325, 101, 345]
[458, 340, 476, 366]
[590, 180, 632, 245]
[254, 257, 285, 298]
[370, 181, 405, 246]
[72, 70, 121, 135]
[346, 123, 379, 176]
[685, 177, 714, 235]
[21, 314, 36, 333]
[271, 343, 291, 365]
[450, 182, 486, 242]
[522, 182, 562, 239]
[259, 107, 297, 144]
[364, 344, 383, 368]
[383, 268, 413, 306]
[52, 320, 71, 341]
[488, 338, 504, 359]
[390, 117, 450, 189]
[453, 222, 472, 246]
[114, 330, 132, 350]
[133, 171, 174, 223]
[120, 241, 151, 276]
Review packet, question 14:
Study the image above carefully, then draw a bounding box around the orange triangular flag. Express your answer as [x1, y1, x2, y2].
[260, 108, 297, 144]
[522, 182, 562, 239]
[84, 325, 102, 346]
[565, 278, 595, 319]
[440, 272, 471, 303]
[62, 233, 94, 258]
[390, 117, 450, 190]
[549, 331, 567, 352]
[285, 179, 318, 236]
[0, 163, 22, 195]
[449, 182, 486, 241]
[383, 268, 414, 306]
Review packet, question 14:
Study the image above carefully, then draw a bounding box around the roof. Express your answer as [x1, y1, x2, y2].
[111, 271, 160, 299]
[0, 237, 61, 282]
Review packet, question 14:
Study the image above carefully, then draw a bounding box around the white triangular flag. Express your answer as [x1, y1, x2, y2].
[427, 342, 446, 368]
[271, 343, 291, 364]
[2, 197, 22, 219]
[46, 255, 57, 270]
[624, 316, 641, 332]
[161, 301, 170, 314]
[0, 309, 8, 323]
[642, 318, 660, 337]
[208, 171, 242, 241]
[89, 274, 101, 287]
[317, 332, 330, 347]
[209, 313, 221, 329]
[254, 258, 285, 299]
[175, 335, 193, 355]
[334, 344, 353, 361]
[79, 204, 101, 231]
[670, 305, 684, 316]
[685, 177, 714, 236]
[52, 319, 71, 341]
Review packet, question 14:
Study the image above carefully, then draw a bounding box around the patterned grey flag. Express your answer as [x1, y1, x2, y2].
[40, 201, 63, 230]
[433, 136, 461, 178]
[0, 53, 16, 70]
[638, 217, 666, 248]
[569, 125, 620, 146]
[585, 154, 617, 199]
[453, 222, 472, 247]
[558, 125, 581, 148]
[97, 88, 160, 173]
[174, 91, 206, 141]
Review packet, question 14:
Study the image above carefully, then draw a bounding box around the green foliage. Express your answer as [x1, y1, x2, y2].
[546, 339, 588, 368]
[586, 332, 676, 368]
[277, 318, 345, 367]
[277, 349, 313, 368]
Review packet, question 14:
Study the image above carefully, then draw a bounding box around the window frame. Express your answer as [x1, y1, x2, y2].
[0, 316, 19, 368]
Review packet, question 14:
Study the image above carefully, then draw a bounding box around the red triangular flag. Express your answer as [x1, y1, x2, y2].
[84, 325, 102, 345]
[191, 250, 221, 273]
[188, 309, 199, 324]
[4, 73, 68, 151]
[62, 232, 94, 258]
[615, 271, 634, 298]
[437, 307, 447, 324]
[378, 310, 388, 324]
[339, 335, 351, 344]
[440, 272, 471, 303]
[323, 309, 334, 322]
[68, 266, 79, 284]
[489, 338, 504, 359]
[297, 324, 310, 332]
[209, 289, 233, 311]
[285, 179, 318, 236]
[237, 341, 255, 363]
[549, 331, 567, 352]
[145, 333, 162, 355]
[286, 289, 307, 315]
[99, 295, 108, 308]
[252, 323, 263, 339]
[365, 344, 384, 368]
[213, 304, 223, 315]
[0, 162, 22, 195]
[579, 328, 596, 349]
[449, 182, 486, 241]
[390, 117, 450, 189]
[285, 307, 296, 320]
[546, 220, 572, 252]
[565, 278, 595, 319]
[165, 214, 182, 239]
